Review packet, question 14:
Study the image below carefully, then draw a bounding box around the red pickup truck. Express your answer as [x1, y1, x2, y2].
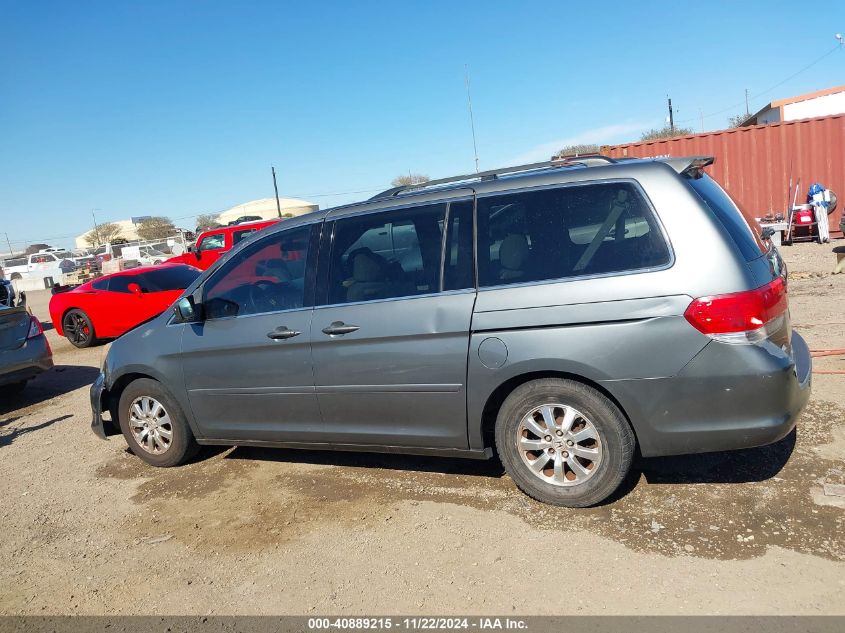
[168, 219, 280, 271]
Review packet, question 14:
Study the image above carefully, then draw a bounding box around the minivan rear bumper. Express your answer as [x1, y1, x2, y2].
[603, 330, 811, 457]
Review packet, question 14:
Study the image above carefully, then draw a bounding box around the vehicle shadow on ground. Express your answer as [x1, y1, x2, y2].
[591, 430, 798, 506]
[0, 365, 100, 414]
[0, 414, 73, 448]
[637, 429, 796, 485]
[224, 430, 796, 503]
[226, 446, 506, 479]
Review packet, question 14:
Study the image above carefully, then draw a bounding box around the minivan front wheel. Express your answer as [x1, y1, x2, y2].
[118, 378, 198, 467]
[495, 378, 634, 507]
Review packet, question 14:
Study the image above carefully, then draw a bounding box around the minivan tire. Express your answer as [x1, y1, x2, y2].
[494, 378, 634, 507]
[118, 378, 199, 467]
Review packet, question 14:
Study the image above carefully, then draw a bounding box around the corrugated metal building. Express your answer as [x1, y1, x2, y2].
[605, 114, 845, 234]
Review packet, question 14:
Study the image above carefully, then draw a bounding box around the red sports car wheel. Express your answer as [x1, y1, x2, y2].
[63, 309, 97, 348]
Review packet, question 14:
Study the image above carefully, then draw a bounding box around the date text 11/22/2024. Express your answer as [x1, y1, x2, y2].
[307, 618, 528, 630]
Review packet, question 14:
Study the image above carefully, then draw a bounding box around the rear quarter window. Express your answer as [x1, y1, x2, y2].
[476, 181, 671, 288]
[687, 175, 766, 262]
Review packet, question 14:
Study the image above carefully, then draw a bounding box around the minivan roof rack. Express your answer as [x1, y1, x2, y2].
[370, 155, 618, 200]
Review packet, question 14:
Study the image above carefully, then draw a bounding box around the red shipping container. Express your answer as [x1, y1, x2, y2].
[605, 114, 845, 236]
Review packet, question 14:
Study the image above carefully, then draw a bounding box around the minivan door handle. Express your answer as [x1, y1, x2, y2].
[321, 321, 360, 336]
[267, 326, 301, 340]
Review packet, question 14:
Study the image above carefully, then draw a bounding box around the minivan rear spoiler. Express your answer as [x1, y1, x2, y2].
[659, 156, 715, 179]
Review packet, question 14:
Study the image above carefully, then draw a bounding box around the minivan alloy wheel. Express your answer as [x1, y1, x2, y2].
[516, 403, 602, 486]
[128, 396, 173, 455]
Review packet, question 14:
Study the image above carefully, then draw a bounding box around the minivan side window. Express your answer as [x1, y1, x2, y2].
[476, 182, 670, 287]
[204, 226, 310, 319]
[327, 203, 446, 305]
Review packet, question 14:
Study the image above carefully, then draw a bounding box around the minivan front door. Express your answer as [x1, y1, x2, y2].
[311, 198, 476, 449]
[181, 224, 323, 442]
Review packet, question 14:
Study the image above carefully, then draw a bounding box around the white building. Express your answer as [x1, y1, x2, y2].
[214, 197, 318, 225]
[74, 197, 318, 249]
[744, 85, 845, 126]
[74, 217, 150, 249]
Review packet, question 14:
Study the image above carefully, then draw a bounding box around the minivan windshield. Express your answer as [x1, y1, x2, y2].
[688, 175, 766, 261]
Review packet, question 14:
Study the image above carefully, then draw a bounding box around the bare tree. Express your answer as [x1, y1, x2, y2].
[83, 222, 123, 247]
[639, 126, 694, 141]
[136, 216, 176, 241]
[391, 173, 430, 187]
[195, 213, 220, 232]
[727, 113, 751, 128]
[552, 144, 601, 160]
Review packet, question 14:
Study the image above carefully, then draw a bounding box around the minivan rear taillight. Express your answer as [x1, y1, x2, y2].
[684, 277, 787, 344]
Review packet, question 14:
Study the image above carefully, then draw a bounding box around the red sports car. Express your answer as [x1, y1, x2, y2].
[49, 264, 201, 348]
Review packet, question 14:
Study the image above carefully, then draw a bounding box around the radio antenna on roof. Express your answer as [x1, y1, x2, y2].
[464, 65, 480, 174]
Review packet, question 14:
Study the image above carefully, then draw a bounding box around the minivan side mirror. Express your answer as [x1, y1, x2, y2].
[174, 296, 203, 323]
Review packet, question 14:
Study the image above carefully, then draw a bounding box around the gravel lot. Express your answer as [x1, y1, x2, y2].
[1, 241, 843, 615]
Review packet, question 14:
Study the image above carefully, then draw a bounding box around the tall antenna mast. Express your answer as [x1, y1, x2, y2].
[271, 166, 282, 218]
[464, 65, 480, 173]
[91, 208, 101, 246]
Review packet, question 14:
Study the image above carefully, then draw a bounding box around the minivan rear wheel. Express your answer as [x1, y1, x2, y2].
[495, 378, 634, 507]
[118, 378, 199, 467]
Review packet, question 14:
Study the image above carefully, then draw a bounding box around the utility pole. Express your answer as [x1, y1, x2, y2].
[3, 232, 12, 255]
[464, 65, 480, 173]
[745, 88, 750, 116]
[667, 96, 675, 133]
[91, 209, 101, 246]
[699, 108, 704, 133]
[271, 166, 282, 218]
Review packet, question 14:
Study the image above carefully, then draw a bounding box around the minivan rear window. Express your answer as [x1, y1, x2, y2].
[687, 175, 766, 262]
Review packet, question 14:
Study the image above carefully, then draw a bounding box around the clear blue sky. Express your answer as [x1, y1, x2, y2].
[1, 1, 843, 251]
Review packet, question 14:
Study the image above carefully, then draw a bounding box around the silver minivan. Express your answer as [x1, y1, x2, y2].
[91, 156, 811, 506]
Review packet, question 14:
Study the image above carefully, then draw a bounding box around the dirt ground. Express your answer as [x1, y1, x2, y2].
[1, 241, 843, 615]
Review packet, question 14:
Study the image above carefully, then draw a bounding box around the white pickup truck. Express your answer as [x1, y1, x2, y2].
[0, 251, 75, 281]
